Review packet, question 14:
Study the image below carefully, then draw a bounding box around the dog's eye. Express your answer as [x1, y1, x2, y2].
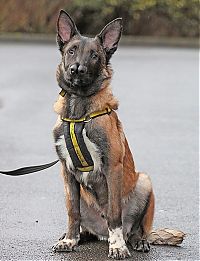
[68, 47, 76, 55]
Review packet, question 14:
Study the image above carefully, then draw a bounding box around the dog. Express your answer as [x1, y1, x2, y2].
[52, 10, 155, 260]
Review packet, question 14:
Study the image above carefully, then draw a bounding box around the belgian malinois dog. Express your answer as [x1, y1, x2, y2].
[52, 10, 154, 259]
[53, 10, 154, 259]
[0, 10, 185, 259]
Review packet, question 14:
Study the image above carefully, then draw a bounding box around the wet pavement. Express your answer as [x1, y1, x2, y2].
[0, 42, 199, 260]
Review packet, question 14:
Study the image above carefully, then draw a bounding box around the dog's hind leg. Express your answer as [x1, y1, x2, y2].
[123, 172, 154, 253]
[129, 191, 154, 253]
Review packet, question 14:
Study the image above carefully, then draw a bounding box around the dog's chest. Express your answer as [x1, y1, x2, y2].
[56, 128, 101, 184]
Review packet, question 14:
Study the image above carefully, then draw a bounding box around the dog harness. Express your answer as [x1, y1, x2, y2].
[60, 88, 112, 172]
[0, 89, 112, 176]
[62, 106, 112, 172]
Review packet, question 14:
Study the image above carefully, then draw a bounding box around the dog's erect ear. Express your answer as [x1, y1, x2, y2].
[97, 18, 122, 62]
[57, 10, 79, 51]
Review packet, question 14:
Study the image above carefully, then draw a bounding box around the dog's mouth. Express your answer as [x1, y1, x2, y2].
[63, 74, 98, 95]
[71, 78, 90, 88]
[62, 78, 94, 97]
[57, 67, 104, 97]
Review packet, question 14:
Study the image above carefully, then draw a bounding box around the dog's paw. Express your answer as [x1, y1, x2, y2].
[108, 245, 131, 259]
[133, 239, 150, 253]
[108, 227, 131, 259]
[52, 238, 78, 252]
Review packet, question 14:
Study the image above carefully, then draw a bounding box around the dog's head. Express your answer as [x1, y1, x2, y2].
[56, 10, 122, 97]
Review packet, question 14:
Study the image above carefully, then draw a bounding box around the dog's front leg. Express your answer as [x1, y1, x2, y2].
[107, 163, 131, 259]
[53, 161, 80, 252]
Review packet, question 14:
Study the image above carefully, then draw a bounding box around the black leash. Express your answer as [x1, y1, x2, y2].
[0, 159, 59, 176]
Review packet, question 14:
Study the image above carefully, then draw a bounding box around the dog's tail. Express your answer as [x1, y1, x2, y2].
[148, 228, 185, 245]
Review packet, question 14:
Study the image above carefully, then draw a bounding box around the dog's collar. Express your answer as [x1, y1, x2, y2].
[59, 89, 67, 97]
[59, 89, 112, 123]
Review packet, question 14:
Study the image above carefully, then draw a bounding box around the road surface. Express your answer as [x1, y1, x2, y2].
[0, 42, 198, 260]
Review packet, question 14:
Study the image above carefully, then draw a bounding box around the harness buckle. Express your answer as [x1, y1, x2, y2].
[107, 107, 112, 114]
[84, 115, 92, 123]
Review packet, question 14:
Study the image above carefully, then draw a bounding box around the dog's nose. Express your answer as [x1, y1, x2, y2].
[78, 65, 87, 74]
[70, 64, 87, 75]
[70, 64, 78, 75]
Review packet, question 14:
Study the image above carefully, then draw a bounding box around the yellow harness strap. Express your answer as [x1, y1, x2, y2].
[69, 122, 93, 172]
[62, 107, 112, 123]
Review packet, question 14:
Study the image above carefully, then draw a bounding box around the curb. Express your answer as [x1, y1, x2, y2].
[0, 33, 198, 48]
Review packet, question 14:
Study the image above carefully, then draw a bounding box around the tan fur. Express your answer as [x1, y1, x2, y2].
[80, 186, 103, 214]
[54, 77, 140, 198]
[54, 95, 66, 115]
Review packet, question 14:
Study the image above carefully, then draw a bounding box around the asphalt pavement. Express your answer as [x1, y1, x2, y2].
[0, 42, 199, 261]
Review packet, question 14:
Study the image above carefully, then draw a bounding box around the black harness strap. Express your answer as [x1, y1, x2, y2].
[0, 160, 59, 176]
[63, 121, 94, 172]
[74, 122, 94, 168]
